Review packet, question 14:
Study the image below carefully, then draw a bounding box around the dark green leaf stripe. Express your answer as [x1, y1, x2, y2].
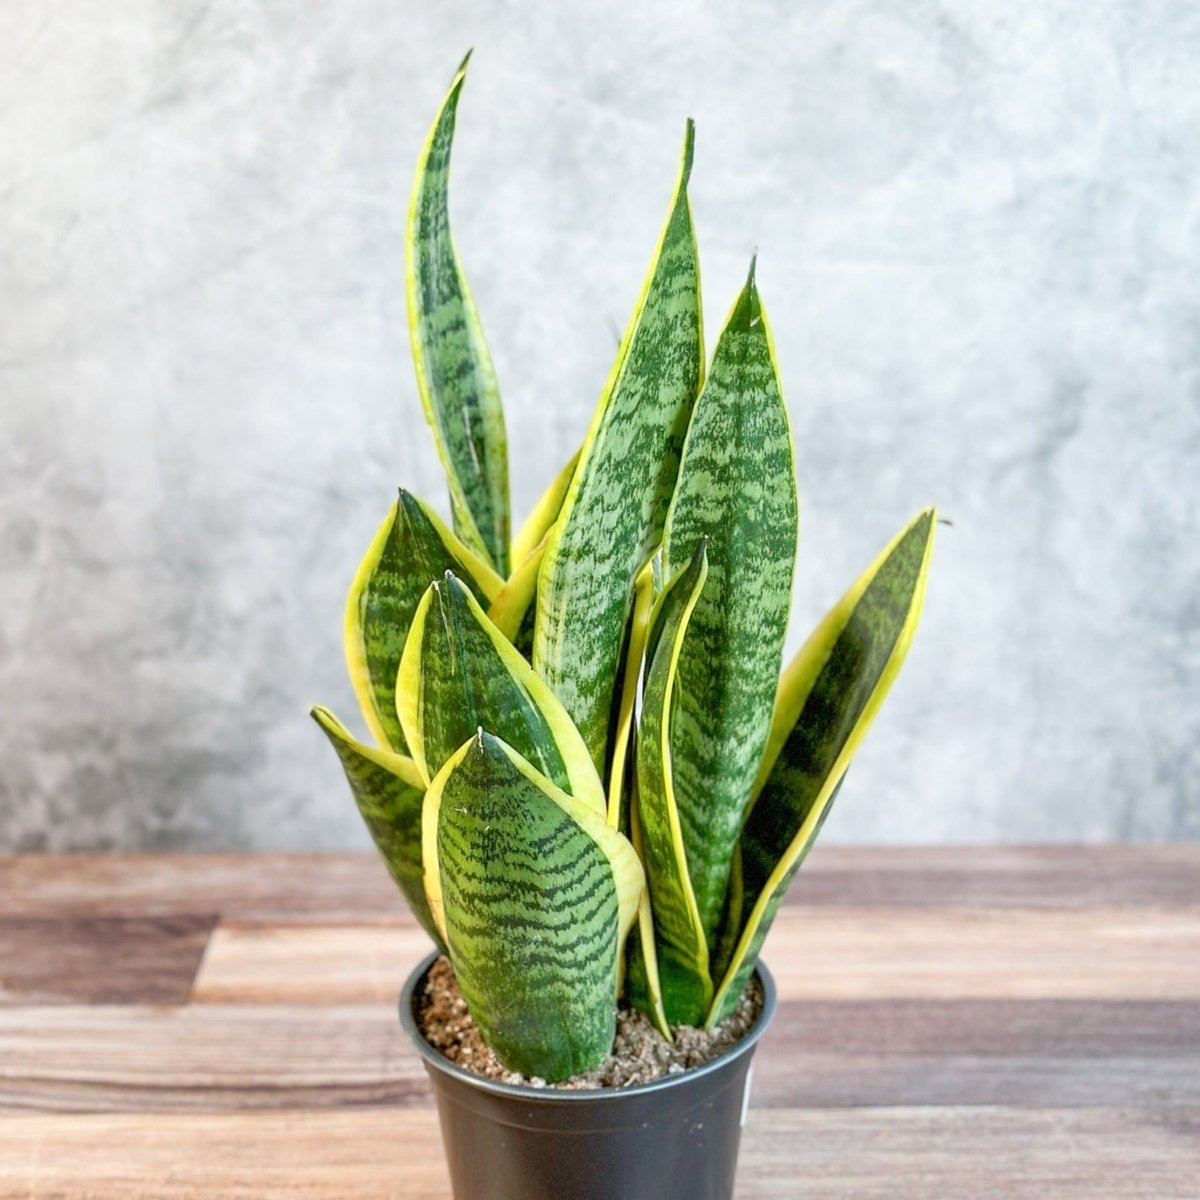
[397, 573, 606, 813]
[425, 731, 643, 1080]
[534, 122, 704, 774]
[660, 259, 798, 947]
[310, 706, 444, 951]
[345, 489, 501, 752]
[407, 54, 510, 574]
[707, 509, 936, 1024]
[635, 543, 713, 1025]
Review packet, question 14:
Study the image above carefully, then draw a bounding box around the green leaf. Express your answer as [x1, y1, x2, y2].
[706, 509, 936, 1025]
[660, 258, 799, 946]
[511, 448, 580, 569]
[487, 533, 548, 648]
[345, 490, 502, 752]
[310, 706, 444, 951]
[397, 572, 606, 814]
[605, 562, 655, 827]
[407, 54, 510, 574]
[534, 122, 704, 774]
[634, 543, 713, 1025]
[622, 774, 672, 1039]
[423, 730, 644, 1081]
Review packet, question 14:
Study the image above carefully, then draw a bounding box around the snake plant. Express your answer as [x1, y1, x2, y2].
[313, 57, 936, 1082]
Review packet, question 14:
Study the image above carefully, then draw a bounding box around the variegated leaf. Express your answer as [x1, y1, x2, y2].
[707, 509, 936, 1025]
[622, 773, 672, 1039]
[660, 258, 798, 947]
[511, 448, 579, 568]
[397, 572, 605, 814]
[422, 730, 643, 1081]
[634, 542, 713, 1025]
[310, 706, 444, 950]
[487, 533, 548, 648]
[534, 122, 704, 774]
[345, 490, 502, 752]
[606, 562, 655, 827]
[407, 54, 510, 573]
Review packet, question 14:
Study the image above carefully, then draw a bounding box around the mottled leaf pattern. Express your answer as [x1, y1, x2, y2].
[423, 731, 643, 1080]
[310, 706, 444, 950]
[660, 261, 798, 945]
[635, 543, 712, 1025]
[345, 490, 502, 752]
[397, 573, 606, 813]
[707, 510, 936, 1024]
[407, 55, 510, 573]
[534, 122, 704, 774]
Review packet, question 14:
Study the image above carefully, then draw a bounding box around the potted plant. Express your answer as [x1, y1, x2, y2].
[313, 54, 935, 1200]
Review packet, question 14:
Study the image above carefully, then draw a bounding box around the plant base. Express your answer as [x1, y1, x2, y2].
[400, 951, 777, 1200]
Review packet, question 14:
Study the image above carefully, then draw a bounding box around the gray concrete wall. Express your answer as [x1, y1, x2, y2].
[2, 0, 1198, 850]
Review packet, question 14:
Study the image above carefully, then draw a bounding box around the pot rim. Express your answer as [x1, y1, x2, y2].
[399, 949, 777, 1103]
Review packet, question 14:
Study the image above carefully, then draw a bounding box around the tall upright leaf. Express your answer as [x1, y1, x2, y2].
[407, 54, 510, 574]
[635, 543, 712, 1025]
[397, 572, 606, 814]
[660, 260, 798, 945]
[422, 731, 644, 1080]
[310, 706, 444, 950]
[707, 509, 936, 1024]
[345, 490, 502, 752]
[534, 122, 704, 775]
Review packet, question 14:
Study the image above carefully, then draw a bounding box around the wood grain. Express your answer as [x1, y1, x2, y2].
[1, 849, 1197, 1198]
[0, 916, 215, 1005]
[0, 1107, 1196, 1199]
[191, 923, 436, 1004]
[187, 906, 1200, 1004]
[3, 845, 1196, 918]
[4, 999, 1199, 1113]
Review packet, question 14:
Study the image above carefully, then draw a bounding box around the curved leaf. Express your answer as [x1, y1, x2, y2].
[345, 490, 502, 752]
[660, 258, 798, 945]
[310, 706, 444, 950]
[397, 573, 606, 814]
[534, 122, 704, 774]
[634, 543, 712, 1025]
[407, 54, 509, 573]
[707, 509, 936, 1025]
[487, 533, 548, 647]
[422, 730, 643, 1080]
[511, 448, 580, 568]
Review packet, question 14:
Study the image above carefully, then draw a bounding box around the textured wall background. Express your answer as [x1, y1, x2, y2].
[2, 0, 1198, 850]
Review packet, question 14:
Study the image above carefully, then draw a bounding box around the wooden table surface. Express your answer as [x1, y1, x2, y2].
[1, 847, 1197, 1198]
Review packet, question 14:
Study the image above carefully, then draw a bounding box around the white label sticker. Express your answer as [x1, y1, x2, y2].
[740, 1065, 754, 1127]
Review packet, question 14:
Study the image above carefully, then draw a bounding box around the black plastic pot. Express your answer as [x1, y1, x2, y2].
[399, 951, 777, 1200]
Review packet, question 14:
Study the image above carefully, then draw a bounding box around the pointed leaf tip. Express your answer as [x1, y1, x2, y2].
[453, 49, 473, 81]
[680, 119, 696, 189]
[728, 255, 763, 330]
